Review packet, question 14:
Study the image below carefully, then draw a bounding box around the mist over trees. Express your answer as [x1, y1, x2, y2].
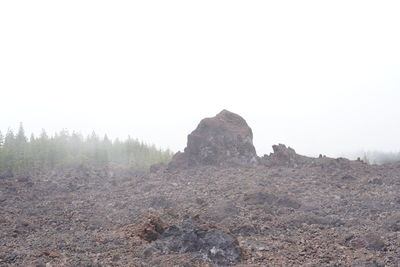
[0, 123, 173, 176]
[362, 151, 400, 165]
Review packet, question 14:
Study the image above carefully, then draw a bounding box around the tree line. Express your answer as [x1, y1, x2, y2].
[362, 151, 400, 165]
[0, 123, 173, 176]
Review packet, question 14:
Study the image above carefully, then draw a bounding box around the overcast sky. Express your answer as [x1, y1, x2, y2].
[1, 1, 399, 157]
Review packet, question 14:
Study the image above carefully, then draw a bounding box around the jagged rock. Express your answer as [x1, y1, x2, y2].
[262, 144, 312, 168]
[137, 216, 166, 242]
[169, 110, 259, 168]
[148, 219, 242, 265]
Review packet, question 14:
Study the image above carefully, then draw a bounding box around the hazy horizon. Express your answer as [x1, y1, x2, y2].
[1, 1, 400, 158]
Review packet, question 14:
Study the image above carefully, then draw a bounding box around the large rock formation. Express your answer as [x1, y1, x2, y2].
[169, 110, 259, 168]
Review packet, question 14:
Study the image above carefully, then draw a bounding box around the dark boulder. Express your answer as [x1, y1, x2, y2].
[148, 219, 242, 265]
[169, 110, 259, 169]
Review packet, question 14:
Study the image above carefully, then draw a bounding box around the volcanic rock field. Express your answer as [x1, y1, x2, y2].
[1, 110, 400, 266]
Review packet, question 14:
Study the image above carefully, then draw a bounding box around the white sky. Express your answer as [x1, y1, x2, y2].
[1, 1, 400, 157]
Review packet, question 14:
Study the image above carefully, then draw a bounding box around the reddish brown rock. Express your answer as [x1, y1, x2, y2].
[137, 216, 165, 242]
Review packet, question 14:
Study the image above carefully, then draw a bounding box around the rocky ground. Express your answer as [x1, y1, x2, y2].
[1, 159, 400, 266]
[1, 110, 400, 266]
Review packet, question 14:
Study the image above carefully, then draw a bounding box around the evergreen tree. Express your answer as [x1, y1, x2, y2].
[29, 133, 35, 143]
[0, 130, 4, 148]
[0, 124, 173, 173]
[38, 129, 50, 169]
[15, 123, 28, 174]
[0, 130, 3, 172]
[70, 131, 84, 164]
[16, 123, 27, 143]
[3, 129, 16, 173]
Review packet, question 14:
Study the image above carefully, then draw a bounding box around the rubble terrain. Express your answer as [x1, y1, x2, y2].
[1, 110, 400, 266]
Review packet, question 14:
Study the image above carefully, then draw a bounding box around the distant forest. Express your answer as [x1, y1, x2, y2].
[0, 123, 173, 176]
[362, 151, 400, 165]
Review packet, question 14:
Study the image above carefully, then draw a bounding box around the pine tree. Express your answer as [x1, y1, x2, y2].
[15, 123, 28, 174]
[38, 129, 50, 169]
[0, 130, 4, 148]
[55, 129, 69, 165]
[3, 129, 16, 174]
[98, 134, 111, 167]
[70, 132, 84, 164]
[0, 124, 173, 173]
[16, 123, 27, 143]
[0, 130, 4, 173]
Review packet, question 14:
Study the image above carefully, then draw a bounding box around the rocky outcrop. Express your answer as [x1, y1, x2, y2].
[262, 144, 312, 168]
[169, 110, 259, 168]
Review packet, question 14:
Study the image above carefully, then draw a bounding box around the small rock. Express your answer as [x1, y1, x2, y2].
[369, 178, 383, 185]
[137, 216, 165, 242]
[342, 174, 357, 180]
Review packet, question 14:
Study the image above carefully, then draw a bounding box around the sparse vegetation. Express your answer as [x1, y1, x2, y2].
[0, 123, 173, 175]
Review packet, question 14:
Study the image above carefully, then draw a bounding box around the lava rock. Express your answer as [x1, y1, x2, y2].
[149, 219, 242, 265]
[137, 216, 166, 242]
[262, 144, 312, 168]
[169, 110, 259, 168]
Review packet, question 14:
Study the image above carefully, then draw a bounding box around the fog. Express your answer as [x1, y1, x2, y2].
[1, 1, 400, 157]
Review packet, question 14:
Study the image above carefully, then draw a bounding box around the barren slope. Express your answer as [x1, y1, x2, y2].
[0, 159, 400, 266]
